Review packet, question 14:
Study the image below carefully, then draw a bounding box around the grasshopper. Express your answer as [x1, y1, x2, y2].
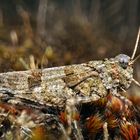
[0, 28, 140, 139]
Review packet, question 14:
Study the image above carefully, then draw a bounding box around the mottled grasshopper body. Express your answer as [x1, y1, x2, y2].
[0, 54, 135, 107]
[0, 28, 139, 139]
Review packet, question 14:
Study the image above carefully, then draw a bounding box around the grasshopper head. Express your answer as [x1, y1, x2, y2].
[114, 54, 133, 89]
[114, 28, 140, 90]
[96, 54, 133, 91]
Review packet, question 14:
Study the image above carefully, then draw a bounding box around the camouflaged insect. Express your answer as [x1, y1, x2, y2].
[0, 28, 139, 140]
[0, 54, 134, 108]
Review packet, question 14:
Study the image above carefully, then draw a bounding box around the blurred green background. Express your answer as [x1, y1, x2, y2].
[0, 0, 139, 73]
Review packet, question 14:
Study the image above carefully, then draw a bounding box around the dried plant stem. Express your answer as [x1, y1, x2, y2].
[131, 27, 140, 60]
[103, 122, 109, 140]
[19, 57, 29, 70]
[59, 123, 71, 140]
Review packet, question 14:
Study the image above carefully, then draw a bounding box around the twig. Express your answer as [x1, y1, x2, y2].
[131, 27, 140, 60]
[103, 122, 109, 140]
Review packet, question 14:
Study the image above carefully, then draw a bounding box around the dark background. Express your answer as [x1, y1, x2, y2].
[0, 0, 139, 73]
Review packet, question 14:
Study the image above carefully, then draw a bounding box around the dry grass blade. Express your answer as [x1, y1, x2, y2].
[131, 27, 140, 60]
[103, 122, 109, 140]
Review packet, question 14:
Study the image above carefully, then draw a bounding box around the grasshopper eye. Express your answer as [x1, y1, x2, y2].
[115, 54, 130, 69]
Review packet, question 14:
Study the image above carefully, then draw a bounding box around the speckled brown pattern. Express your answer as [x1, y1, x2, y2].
[0, 54, 134, 108]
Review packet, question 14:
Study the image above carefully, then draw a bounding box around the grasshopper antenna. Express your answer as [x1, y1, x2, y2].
[131, 27, 140, 60]
[132, 78, 140, 87]
[130, 27, 140, 87]
[129, 54, 140, 65]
